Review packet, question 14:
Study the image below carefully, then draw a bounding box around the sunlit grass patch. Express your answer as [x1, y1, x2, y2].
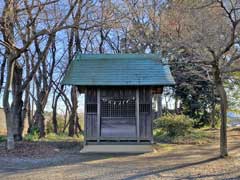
[42, 133, 84, 142]
[154, 128, 216, 145]
[153, 143, 176, 152]
[24, 132, 84, 142]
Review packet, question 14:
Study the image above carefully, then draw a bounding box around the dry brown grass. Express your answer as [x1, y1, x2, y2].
[0, 128, 239, 180]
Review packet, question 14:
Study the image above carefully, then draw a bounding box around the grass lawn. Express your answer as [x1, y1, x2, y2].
[42, 133, 84, 142]
[24, 132, 84, 142]
[154, 128, 217, 145]
[0, 128, 239, 180]
[2, 127, 215, 145]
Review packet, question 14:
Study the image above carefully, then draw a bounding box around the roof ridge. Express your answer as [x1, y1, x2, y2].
[75, 53, 162, 61]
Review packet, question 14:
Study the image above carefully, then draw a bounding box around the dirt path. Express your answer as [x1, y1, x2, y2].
[0, 129, 239, 180]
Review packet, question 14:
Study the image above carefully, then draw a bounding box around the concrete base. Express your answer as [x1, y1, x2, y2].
[80, 145, 153, 153]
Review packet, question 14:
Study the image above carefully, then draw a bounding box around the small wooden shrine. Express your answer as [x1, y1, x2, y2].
[62, 54, 175, 152]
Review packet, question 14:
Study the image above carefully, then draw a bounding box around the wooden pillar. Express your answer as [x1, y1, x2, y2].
[97, 88, 101, 142]
[150, 88, 154, 143]
[136, 88, 140, 142]
[84, 89, 87, 145]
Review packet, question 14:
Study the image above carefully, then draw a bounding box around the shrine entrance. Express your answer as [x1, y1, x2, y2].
[100, 88, 137, 138]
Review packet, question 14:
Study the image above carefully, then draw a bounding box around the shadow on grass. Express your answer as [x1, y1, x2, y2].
[123, 157, 220, 180]
[175, 171, 240, 180]
[0, 140, 142, 175]
[0, 129, 239, 179]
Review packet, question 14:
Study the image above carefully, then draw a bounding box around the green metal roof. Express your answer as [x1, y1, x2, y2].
[62, 54, 175, 86]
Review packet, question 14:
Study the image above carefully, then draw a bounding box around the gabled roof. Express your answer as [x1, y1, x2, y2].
[62, 54, 175, 86]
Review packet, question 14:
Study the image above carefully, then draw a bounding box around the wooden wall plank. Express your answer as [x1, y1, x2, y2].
[97, 88, 101, 142]
[136, 88, 140, 142]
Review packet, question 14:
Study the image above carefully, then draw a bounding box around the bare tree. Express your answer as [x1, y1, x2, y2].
[0, 0, 82, 149]
[161, 0, 240, 157]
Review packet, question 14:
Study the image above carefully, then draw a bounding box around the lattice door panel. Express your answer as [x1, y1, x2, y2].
[100, 88, 137, 137]
[100, 88, 136, 118]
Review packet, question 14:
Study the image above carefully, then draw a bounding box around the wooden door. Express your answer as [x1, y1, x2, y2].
[100, 88, 136, 137]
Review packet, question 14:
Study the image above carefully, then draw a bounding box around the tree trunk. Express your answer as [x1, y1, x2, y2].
[175, 96, 179, 114]
[5, 110, 15, 150]
[33, 106, 45, 138]
[12, 64, 24, 141]
[52, 92, 61, 134]
[28, 82, 35, 133]
[21, 87, 30, 137]
[2, 0, 18, 150]
[52, 108, 58, 134]
[27, 97, 32, 134]
[3, 59, 15, 150]
[75, 115, 82, 135]
[68, 113, 75, 137]
[0, 58, 6, 92]
[33, 80, 50, 138]
[62, 109, 69, 133]
[210, 101, 216, 129]
[12, 104, 23, 141]
[217, 82, 228, 157]
[157, 94, 162, 117]
[213, 63, 228, 157]
[68, 86, 78, 137]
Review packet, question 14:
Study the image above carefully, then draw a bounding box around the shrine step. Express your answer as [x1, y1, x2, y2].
[80, 145, 153, 153]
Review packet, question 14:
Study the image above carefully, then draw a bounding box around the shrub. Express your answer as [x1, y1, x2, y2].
[24, 127, 40, 141]
[154, 114, 194, 137]
[0, 135, 6, 142]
